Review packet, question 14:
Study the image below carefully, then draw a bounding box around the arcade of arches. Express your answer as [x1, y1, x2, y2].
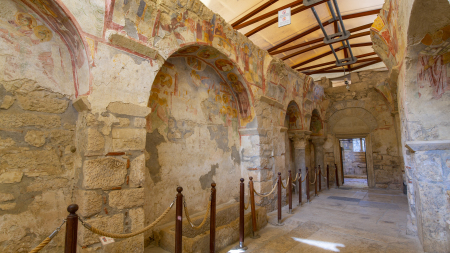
[0, 0, 449, 252]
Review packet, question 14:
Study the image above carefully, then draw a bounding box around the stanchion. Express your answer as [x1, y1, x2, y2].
[306, 167, 310, 203]
[175, 187, 183, 253]
[210, 183, 216, 253]
[335, 164, 340, 188]
[326, 164, 330, 190]
[298, 169, 302, 206]
[234, 179, 247, 251]
[314, 167, 318, 197]
[318, 165, 322, 192]
[64, 204, 78, 253]
[249, 177, 260, 238]
[288, 170, 292, 214]
[276, 172, 283, 226]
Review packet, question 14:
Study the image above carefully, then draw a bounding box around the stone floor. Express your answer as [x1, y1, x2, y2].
[342, 178, 368, 188]
[145, 186, 422, 253]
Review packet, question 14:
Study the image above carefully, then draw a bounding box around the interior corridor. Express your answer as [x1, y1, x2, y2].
[219, 187, 420, 253]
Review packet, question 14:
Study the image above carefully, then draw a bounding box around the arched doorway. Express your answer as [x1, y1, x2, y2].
[144, 45, 255, 232]
[284, 101, 302, 178]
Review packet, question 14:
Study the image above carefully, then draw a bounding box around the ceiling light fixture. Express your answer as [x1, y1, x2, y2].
[304, 0, 357, 67]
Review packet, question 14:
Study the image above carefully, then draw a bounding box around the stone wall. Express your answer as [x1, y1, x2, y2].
[341, 139, 367, 176]
[323, 70, 402, 189]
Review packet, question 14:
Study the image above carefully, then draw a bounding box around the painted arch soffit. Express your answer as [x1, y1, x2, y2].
[327, 107, 378, 133]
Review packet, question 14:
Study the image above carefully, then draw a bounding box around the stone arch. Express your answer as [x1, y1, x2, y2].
[328, 107, 378, 135]
[285, 101, 302, 130]
[144, 44, 257, 232]
[310, 109, 324, 136]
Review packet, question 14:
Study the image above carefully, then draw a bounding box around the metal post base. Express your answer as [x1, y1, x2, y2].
[250, 232, 260, 239]
[275, 220, 284, 226]
[233, 242, 248, 251]
[288, 209, 293, 214]
[297, 202, 302, 206]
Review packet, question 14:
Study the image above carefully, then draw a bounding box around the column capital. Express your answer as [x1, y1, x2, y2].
[288, 130, 311, 149]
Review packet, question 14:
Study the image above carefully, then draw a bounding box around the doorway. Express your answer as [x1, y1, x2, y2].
[339, 138, 368, 188]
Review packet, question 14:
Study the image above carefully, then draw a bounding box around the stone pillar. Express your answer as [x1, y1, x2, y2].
[74, 101, 150, 252]
[311, 137, 326, 188]
[288, 130, 311, 204]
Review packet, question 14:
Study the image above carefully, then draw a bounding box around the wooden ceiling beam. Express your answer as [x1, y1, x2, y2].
[306, 59, 383, 74]
[267, 9, 380, 52]
[281, 31, 370, 60]
[291, 42, 372, 69]
[270, 23, 372, 55]
[303, 57, 381, 74]
[231, 0, 281, 27]
[296, 52, 377, 71]
[245, 0, 328, 37]
[234, 0, 303, 29]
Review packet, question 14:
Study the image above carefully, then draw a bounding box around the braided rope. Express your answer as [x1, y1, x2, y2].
[281, 179, 287, 189]
[184, 199, 211, 230]
[244, 193, 250, 210]
[292, 173, 299, 182]
[253, 181, 278, 197]
[309, 170, 317, 184]
[29, 237, 51, 253]
[80, 199, 174, 238]
[301, 172, 308, 183]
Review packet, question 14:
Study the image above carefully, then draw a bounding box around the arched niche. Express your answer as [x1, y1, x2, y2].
[144, 45, 255, 228]
[310, 109, 324, 136]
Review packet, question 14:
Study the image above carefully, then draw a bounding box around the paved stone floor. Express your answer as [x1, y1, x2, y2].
[145, 186, 422, 253]
[341, 178, 368, 189]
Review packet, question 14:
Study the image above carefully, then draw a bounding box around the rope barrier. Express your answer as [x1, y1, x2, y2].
[292, 173, 299, 182]
[309, 171, 317, 185]
[253, 181, 278, 197]
[244, 193, 250, 210]
[29, 219, 66, 253]
[301, 171, 308, 183]
[80, 197, 176, 238]
[184, 195, 211, 230]
[281, 178, 287, 189]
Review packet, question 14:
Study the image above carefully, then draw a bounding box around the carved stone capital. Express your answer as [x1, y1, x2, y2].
[311, 136, 326, 146]
[288, 130, 311, 149]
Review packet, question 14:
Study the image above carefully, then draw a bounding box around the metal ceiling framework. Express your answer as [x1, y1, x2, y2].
[230, 0, 382, 76]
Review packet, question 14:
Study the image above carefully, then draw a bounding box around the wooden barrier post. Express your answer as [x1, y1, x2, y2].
[64, 204, 78, 253]
[210, 183, 216, 253]
[175, 187, 183, 253]
[326, 164, 330, 190]
[249, 177, 259, 238]
[288, 170, 292, 214]
[306, 167, 311, 202]
[298, 169, 302, 206]
[234, 179, 247, 250]
[335, 164, 340, 188]
[276, 172, 284, 225]
[318, 165, 322, 192]
[314, 167, 318, 196]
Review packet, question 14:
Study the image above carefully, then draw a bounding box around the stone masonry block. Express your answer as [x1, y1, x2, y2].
[24, 130, 46, 147]
[129, 207, 144, 232]
[0, 193, 15, 202]
[134, 118, 147, 128]
[109, 188, 144, 209]
[16, 90, 69, 114]
[112, 128, 146, 151]
[0, 112, 60, 129]
[78, 213, 124, 246]
[83, 158, 127, 190]
[253, 180, 274, 194]
[86, 128, 105, 152]
[107, 102, 151, 117]
[77, 190, 103, 217]
[0, 171, 23, 183]
[0, 95, 14, 109]
[129, 154, 145, 188]
[72, 96, 91, 112]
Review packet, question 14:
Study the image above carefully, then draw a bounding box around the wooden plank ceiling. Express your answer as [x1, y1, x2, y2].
[200, 0, 386, 80]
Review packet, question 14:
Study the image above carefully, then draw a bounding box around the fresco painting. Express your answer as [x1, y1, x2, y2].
[417, 25, 450, 99]
[376, 81, 395, 109]
[285, 102, 302, 130]
[0, 1, 79, 96]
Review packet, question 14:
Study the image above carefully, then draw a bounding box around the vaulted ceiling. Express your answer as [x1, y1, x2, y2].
[200, 0, 386, 80]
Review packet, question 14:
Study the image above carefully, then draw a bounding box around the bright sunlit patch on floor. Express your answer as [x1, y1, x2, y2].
[292, 237, 345, 252]
[227, 249, 246, 253]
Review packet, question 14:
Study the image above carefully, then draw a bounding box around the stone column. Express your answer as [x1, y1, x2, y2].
[288, 130, 311, 204]
[311, 137, 326, 187]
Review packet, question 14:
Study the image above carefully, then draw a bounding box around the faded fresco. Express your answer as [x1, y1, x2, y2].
[285, 102, 302, 130]
[145, 48, 242, 230]
[310, 109, 323, 136]
[375, 81, 395, 109]
[0, 0, 77, 96]
[417, 25, 450, 99]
